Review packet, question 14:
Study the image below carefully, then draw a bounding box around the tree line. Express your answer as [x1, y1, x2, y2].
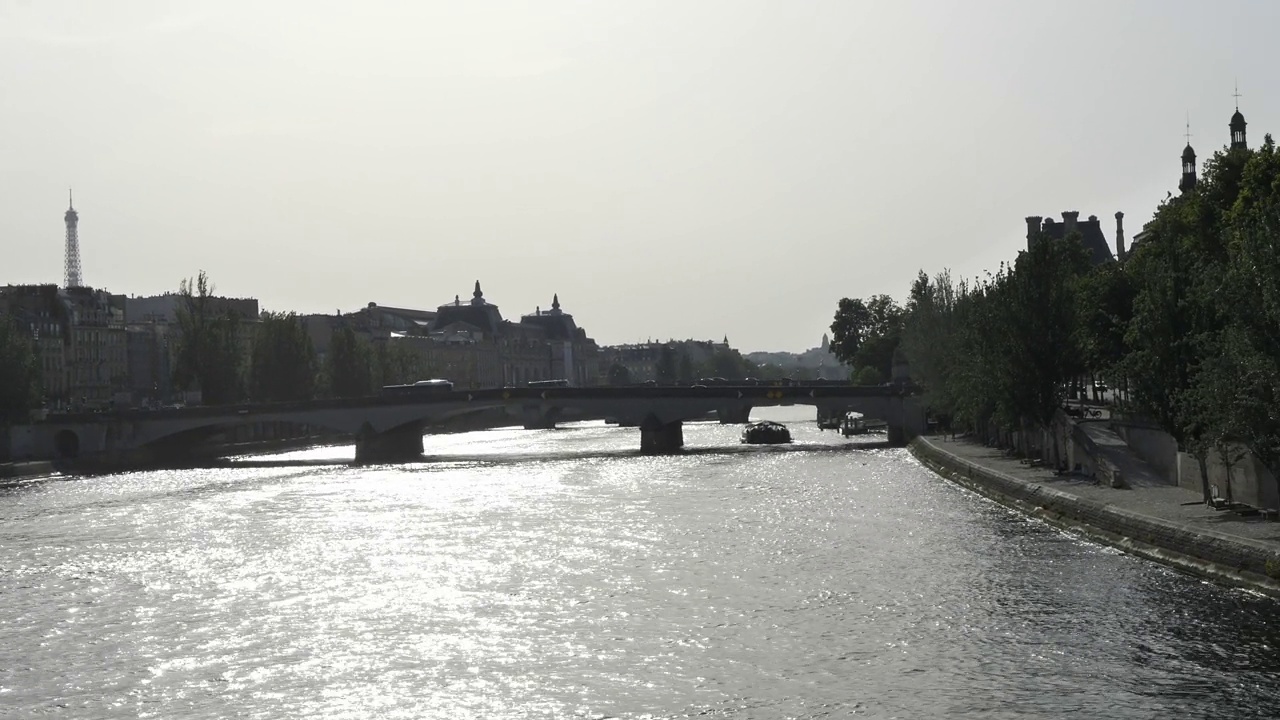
[172, 271, 431, 405]
[829, 134, 1280, 500]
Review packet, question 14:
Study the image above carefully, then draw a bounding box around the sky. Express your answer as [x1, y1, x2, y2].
[2, 0, 1278, 353]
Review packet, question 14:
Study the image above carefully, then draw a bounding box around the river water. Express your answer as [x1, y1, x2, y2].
[2, 407, 1279, 719]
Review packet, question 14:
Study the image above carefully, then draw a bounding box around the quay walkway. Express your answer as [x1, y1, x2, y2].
[912, 433, 1280, 596]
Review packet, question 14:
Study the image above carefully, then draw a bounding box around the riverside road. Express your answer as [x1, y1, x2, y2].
[1, 408, 1277, 719]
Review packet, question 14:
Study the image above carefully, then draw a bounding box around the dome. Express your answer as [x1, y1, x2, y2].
[1231, 110, 1246, 127]
[1182, 143, 1196, 161]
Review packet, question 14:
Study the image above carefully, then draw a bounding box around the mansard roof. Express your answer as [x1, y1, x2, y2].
[1039, 216, 1115, 266]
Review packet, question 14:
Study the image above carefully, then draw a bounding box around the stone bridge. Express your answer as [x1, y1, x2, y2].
[27, 383, 925, 467]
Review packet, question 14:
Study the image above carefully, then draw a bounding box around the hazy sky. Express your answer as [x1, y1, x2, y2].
[2, 1, 1277, 352]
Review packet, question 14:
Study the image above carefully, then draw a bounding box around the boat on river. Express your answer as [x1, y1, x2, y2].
[840, 412, 868, 437]
[741, 421, 792, 445]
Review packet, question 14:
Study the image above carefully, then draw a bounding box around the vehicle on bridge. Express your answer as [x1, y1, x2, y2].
[381, 379, 455, 397]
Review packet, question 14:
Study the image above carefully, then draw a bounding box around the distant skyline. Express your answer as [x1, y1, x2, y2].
[3, 0, 1278, 352]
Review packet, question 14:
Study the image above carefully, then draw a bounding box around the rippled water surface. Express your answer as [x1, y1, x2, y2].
[3, 408, 1279, 719]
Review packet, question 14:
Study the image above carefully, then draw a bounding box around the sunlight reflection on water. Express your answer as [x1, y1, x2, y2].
[2, 410, 1278, 718]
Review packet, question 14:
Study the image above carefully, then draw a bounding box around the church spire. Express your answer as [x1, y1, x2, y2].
[1180, 116, 1197, 193]
[1230, 82, 1248, 150]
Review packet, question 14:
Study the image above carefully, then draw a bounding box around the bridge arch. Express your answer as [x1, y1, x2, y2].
[54, 429, 80, 459]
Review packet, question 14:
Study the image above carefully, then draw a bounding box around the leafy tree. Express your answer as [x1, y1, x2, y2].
[0, 315, 41, 423]
[249, 312, 317, 402]
[900, 270, 966, 419]
[997, 232, 1090, 430]
[831, 295, 904, 381]
[656, 345, 678, 384]
[606, 362, 632, 386]
[697, 347, 755, 380]
[678, 351, 694, 383]
[326, 325, 375, 398]
[172, 271, 244, 405]
[853, 366, 883, 386]
[1074, 262, 1133, 381]
[829, 297, 871, 366]
[376, 341, 435, 387]
[1194, 136, 1280, 502]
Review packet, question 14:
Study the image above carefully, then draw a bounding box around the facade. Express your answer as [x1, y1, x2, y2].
[125, 324, 173, 407]
[601, 338, 733, 383]
[0, 284, 72, 407]
[518, 294, 602, 386]
[62, 287, 128, 407]
[303, 283, 602, 390]
[429, 283, 599, 387]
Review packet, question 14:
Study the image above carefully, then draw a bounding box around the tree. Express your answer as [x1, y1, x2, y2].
[900, 269, 966, 420]
[249, 312, 317, 402]
[853, 366, 883, 386]
[678, 351, 695, 383]
[374, 341, 434, 388]
[606, 362, 632, 386]
[710, 348, 744, 379]
[172, 271, 244, 405]
[831, 295, 904, 381]
[656, 345, 678, 384]
[326, 325, 374, 398]
[0, 315, 41, 423]
[1196, 136, 1280, 502]
[829, 297, 871, 366]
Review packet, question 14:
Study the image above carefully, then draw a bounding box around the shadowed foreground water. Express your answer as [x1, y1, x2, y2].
[2, 409, 1278, 719]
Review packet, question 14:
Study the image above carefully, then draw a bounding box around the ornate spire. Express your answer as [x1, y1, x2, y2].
[552, 293, 560, 311]
[471, 280, 485, 306]
[1230, 83, 1247, 150]
[1181, 114, 1198, 193]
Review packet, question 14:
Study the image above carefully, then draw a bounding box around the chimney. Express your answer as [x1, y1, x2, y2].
[1115, 211, 1126, 260]
[1025, 216, 1043, 251]
[1062, 210, 1079, 237]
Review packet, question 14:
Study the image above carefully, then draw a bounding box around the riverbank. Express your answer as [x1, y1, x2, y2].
[910, 434, 1280, 598]
[0, 460, 57, 481]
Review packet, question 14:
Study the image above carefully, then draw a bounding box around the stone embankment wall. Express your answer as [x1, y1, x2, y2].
[0, 460, 56, 481]
[1110, 411, 1279, 510]
[910, 437, 1280, 598]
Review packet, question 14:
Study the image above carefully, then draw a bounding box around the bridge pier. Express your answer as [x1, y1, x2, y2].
[354, 424, 424, 464]
[639, 416, 684, 454]
[521, 406, 560, 430]
[886, 397, 928, 446]
[716, 405, 751, 424]
[886, 424, 906, 446]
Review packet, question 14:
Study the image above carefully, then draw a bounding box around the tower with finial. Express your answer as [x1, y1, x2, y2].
[1230, 82, 1247, 150]
[1180, 116, 1198, 193]
[471, 280, 484, 305]
[64, 189, 83, 288]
